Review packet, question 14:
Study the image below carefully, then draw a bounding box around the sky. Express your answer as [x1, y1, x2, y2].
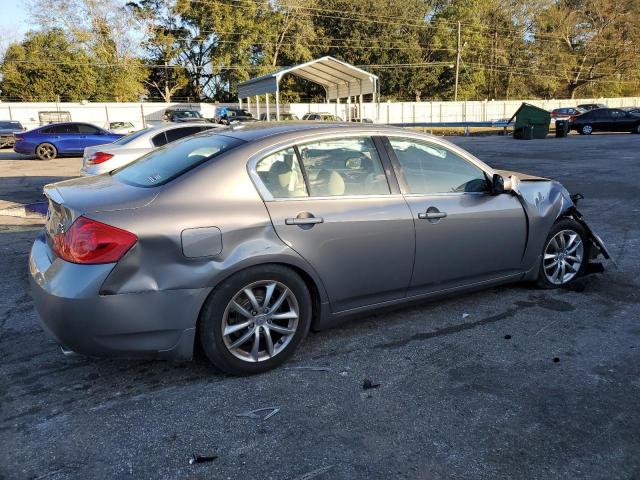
[0, 0, 28, 50]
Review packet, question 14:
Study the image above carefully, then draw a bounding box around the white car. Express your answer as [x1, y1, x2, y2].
[104, 121, 139, 134]
[81, 123, 223, 176]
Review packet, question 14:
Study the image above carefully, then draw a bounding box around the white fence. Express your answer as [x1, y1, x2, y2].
[1, 97, 639, 130]
[287, 97, 640, 124]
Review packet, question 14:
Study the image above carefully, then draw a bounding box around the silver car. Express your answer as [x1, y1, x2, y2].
[81, 122, 222, 176]
[30, 123, 611, 374]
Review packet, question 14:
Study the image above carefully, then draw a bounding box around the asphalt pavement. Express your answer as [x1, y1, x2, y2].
[1, 133, 639, 479]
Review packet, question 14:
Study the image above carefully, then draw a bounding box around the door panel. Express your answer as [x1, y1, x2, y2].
[384, 135, 528, 294]
[265, 197, 415, 311]
[405, 193, 527, 294]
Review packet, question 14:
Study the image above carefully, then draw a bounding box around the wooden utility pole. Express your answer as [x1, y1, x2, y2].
[454, 21, 461, 101]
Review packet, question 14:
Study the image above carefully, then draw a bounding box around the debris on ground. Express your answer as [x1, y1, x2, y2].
[504, 334, 512, 340]
[236, 406, 281, 420]
[462, 313, 470, 319]
[284, 366, 332, 372]
[362, 379, 381, 390]
[189, 453, 217, 465]
[292, 465, 334, 480]
[552, 357, 560, 363]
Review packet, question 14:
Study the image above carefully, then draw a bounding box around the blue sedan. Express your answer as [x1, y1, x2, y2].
[14, 122, 123, 160]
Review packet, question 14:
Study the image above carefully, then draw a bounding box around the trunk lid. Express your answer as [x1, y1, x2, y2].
[44, 174, 159, 220]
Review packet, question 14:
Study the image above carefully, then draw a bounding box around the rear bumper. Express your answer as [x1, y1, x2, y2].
[29, 231, 207, 360]
[13, 142, 33, 154]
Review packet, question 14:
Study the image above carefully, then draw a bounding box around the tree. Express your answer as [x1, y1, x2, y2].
[533, 0, 640, 99]
[28, 0, 147, 101]
[0, 29, 97, 101]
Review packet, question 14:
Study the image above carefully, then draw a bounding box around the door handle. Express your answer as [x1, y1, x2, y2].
[285, 216, 324, 225]
[418, 208, 447, 220]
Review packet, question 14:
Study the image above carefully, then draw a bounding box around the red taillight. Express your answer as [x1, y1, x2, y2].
[88, 152, 114, 165]
[568, 115, 576, 122]
[14, 135, 24, 142]
[52, 216, 137, 264]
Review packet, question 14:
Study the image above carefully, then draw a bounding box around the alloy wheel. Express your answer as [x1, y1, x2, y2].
[582, 125, 593, 135]
[37, 144, 55, 159]
[221, 280, 299, 362]
[543, 229, 584, 285]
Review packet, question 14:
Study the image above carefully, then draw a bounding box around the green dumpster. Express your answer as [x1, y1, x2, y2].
[509, 103, 551, 139]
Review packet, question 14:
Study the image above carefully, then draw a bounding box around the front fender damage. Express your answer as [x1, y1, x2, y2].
[505, 174, 614, 280]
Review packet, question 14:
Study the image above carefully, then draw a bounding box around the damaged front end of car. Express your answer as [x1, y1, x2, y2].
[494, 169, 614, 281]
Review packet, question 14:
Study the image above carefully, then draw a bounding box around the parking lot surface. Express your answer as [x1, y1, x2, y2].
[1, 134, 639, 479]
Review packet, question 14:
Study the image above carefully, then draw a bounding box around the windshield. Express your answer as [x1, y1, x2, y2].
[110, 128, 150, 146]
[113, 134, 244, 187]
[173, 110, 203, 119]
[0, 121, 22, 129]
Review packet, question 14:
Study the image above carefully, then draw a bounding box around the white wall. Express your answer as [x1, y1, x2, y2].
[0, 102, 236, 130]
[280, 97, 640, 124]
[2, 97, 639, 129]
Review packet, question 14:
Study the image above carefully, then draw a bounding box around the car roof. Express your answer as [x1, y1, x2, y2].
[200, 121, 417, 143]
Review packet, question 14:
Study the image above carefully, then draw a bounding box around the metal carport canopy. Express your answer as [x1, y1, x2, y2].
[237, 56, 378, 101]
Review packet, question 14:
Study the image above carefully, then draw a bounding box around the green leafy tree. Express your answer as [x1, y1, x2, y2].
[0, 29, 96, 101]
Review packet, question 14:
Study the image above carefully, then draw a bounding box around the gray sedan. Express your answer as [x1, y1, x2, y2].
[29, 123, 611, 374]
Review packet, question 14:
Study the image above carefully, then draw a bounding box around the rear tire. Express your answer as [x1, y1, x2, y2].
[537, 218, 589, 289]
[198, 265, 312, 375]
[633, 123, 640, 134]
[36, 142, 57, 160]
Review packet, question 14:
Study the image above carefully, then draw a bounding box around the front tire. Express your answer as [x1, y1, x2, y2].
[537, 218, 589, 288]
[198, 265, 312, 375]
[633, 123, 640, 134]
[579, 124, 593, 135]
[36, 142, 57, 160]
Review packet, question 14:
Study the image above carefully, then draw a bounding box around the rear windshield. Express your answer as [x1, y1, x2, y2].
[113, 134, 244, 187]
[111, 128, 150, 146]
[0, 121, 22, 129]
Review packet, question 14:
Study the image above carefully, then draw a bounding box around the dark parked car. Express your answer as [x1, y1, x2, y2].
[29, 123, 611, 374]
[570, 108, 640, 135]
[620, 106, 640, 116]
[0, 120, 25, 148]
[226, 108, 255, 123]
[577, 103, 607, 111]
[14, 122, 123, 160]
[163, 109, 208, 123]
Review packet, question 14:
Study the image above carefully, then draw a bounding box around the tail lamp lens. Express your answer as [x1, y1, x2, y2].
[14, 135, 24, 142]
[88, 152, 114, 165]
[52, 216, 137, 264]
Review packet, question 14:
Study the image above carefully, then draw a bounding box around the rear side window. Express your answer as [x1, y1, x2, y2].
[113, 134, 244, 187]
[165, 126, 204, 143]
[256, 148, 308, 198]
[46, 124, 79, 134]
[298, 137, 389, 196]
[151, 132, 168, 147]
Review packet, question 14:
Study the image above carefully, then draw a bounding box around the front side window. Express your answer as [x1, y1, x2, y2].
[389, 138, 488, 194]
[256, 148, 308, 198]
[298, 137, 389, 196]
[77, 124, 101, 134]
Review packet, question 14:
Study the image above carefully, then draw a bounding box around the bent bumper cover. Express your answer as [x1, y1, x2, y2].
[29, 232, 208, 360]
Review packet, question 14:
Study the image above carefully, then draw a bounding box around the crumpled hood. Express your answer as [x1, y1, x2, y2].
[496, 169, 549, 181]
[44, 173, 159, 213]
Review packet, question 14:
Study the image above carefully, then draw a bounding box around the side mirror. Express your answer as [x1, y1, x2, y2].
[492, 173, 513, 194]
